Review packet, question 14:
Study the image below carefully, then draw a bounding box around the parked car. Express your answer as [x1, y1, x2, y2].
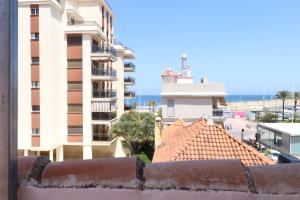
[278, 153, 300, 164]
[268, 150, 281, 162]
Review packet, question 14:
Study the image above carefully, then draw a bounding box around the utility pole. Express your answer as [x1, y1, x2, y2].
[0, 0, 18, 199]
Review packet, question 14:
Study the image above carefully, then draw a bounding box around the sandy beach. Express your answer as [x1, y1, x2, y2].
[227, 99, 295, 112]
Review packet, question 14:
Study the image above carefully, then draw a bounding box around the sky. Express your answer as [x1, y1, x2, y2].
[108, 0, 300, 95]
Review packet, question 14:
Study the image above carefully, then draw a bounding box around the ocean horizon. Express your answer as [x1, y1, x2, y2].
[124, 95, 276, 106]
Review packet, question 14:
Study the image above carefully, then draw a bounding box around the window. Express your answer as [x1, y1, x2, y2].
[31, 57, 39, 64]
[31, 8, 39, 16]
[31, 81, 40, 88]
[68, 126, 83, 135]
[68, 104, 82, 113]
[31, 33, 39, 40]
[32, 128, 40, 135]
[67, 59, 82, 68]
[167, 99, 175, 117]
[67, 36, 82, 46]
[68, 81, 82, 90]
[32, 105, 40, 112]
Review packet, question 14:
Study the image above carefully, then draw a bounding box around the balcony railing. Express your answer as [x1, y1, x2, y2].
[92, 112, 117, 121]
[93, 89, 117, 98]
[124, 91, 135, 98]
[67, 21, 102, 29]
[92, 68, 117, 77]
[93, 132, 110, 142]
[124, 77, 135, 84]
[92, 44, 117, 57]
[124, 104, 136, 111]
[124, 63, 135, 72]
[213, 109, 224, 117]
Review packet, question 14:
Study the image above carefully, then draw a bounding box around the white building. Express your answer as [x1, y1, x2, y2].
[18, 0, 136, 161]
[160, 54, 227, 126]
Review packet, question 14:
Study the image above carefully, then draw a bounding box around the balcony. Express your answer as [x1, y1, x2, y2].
[92, 99, 117, 112]
[124, 63, 135, 72]
[92, 112, 117, 121]
[93, 132, 110, 142]
[124, 77, 135, 85]
[124, 91, 136, 99]
[65, 21, 106, 40]
[124, 104, 136, 111]
[93, 89, 117, 99]
[91, 44, 117, 62]
[91, 68, 117, 80]
[124, 47, 135, 59]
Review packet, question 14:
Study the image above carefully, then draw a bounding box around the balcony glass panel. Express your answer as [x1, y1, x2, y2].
[92, 112, 117, 121]
[93, 89, 117, 98]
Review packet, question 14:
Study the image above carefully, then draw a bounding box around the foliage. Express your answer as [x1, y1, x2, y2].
[110, 111, 155, 154]
[147, 101, 157, 114]
[135, 152, 152, 164]
[259, 112, 277, 123]
[276, 90, 291, 121]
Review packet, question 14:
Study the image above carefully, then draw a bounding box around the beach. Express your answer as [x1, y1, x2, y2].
[227, 99, 295, 111]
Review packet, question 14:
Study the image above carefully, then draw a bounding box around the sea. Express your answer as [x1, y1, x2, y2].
[124, 95, 275, 107]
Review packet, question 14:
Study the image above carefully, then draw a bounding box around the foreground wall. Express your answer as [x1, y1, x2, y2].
[18, 157, 300, 200]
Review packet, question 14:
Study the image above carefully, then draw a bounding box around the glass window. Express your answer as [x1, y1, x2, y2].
[31, 8, 39, 16]
[68, 81, 82, 90]
[68, 126, 83, 135]
[31, 33, 39, 40]
[31, 57, 39, 64]
[32, 128, 40, 135]
[167, 99, 175, 117]
[68, 104, 82, 113]
[32, 105, 40, 112]
[67, 36, 82, 45]
[68, 59, 82, 68]
[31, 81, 40, 88]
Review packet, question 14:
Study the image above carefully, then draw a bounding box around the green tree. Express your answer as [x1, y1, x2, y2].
[110, 111, 155, 154]
[276, 90, 291, 121]
[293, 92, 300, 118]
[260, 112, 277, 123]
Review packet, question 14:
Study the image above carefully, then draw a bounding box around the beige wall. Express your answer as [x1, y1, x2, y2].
[162, 97, 213, 119]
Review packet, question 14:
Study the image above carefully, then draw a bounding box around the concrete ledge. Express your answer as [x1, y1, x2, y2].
[17, 156, 300, 196]
[40, 157, 144, 189]
[249, 164, 300, 194]
[144, 159, 249, 192]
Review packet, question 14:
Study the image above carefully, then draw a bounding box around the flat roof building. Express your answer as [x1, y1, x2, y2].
[257, 123, 300, 158]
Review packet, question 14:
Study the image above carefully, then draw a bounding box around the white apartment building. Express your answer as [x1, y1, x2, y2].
[18, 0, 136, 161]
[161, 54, 227, 126]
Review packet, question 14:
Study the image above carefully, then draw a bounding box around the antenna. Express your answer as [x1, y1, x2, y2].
[181, 53, 187, 75]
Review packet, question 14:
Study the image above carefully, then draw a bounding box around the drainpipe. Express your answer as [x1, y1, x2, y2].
[0, 0, 18, 199]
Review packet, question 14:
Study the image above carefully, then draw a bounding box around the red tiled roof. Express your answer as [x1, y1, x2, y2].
[153, 119, 274, 166]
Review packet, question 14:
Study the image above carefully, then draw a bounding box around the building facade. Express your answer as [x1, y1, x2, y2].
[257, 123, 300, 159]
[160, 54, 227, 126]
[18, 0, 135, 161]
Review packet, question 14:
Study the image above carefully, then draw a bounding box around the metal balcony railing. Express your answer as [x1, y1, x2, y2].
[124, 77, 135, 84]
[92, 68, 117, 77]
[124, 91, 135, 98]
[92, 112, 117, 121]
[92, 132, 111, 142]
[93, 90, 117, 98]
[124, 63, 135, 71]
[91, 44, 117, 57]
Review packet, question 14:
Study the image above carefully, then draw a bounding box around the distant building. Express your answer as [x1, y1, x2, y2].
[160, 54, 227, 126]
[257, 123, 300, 159]
[18, 0, 135, 161]
[153, 119, 274, 166]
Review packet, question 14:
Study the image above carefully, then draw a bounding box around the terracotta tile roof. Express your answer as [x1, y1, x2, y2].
[153, 119, 274, 166]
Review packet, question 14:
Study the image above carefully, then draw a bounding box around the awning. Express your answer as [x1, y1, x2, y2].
[218, 97, 227, 106]
[92, 101, 111, 112]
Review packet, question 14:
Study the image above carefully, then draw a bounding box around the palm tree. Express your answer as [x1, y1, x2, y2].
[147, 101, 153, 113]
[152, 101, 157, 114]
[276, 90, 291, 121]
[293, 92, 300, 120]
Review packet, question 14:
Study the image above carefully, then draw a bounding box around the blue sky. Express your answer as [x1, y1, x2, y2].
[108, 0, 300, 95]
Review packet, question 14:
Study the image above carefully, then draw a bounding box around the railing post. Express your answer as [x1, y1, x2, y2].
[0, 0, 18, 199]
